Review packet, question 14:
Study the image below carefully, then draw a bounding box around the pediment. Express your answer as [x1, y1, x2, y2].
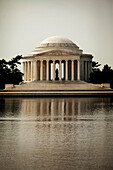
[35, 49, 78, 56]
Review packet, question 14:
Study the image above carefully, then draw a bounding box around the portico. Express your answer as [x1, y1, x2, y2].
[23, 59, 81, 81]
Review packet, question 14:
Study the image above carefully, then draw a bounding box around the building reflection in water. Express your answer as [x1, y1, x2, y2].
[20, 97, 112, 121]
[0, 97, 112, 121]
[20, 98, 81, 121]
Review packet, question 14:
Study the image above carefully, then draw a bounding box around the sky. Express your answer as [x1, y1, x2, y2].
[0, 0, 113, 69]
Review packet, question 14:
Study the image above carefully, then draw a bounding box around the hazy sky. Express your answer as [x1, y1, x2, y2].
[0, 0, 113, 68]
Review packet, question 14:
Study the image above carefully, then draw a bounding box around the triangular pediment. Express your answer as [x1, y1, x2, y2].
[35, 49, 79, 56]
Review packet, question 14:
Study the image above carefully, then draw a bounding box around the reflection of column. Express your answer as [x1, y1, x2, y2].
[59, 60, 62, 81]
[40, 60, 43, 81]
[51, 100, 54, 121]
[46, 60, 49, 81]
[53, 60, 55, 81]
[40, 100, 43, 121]
[58, 100, 62, 121]
[47, 99, 50, 121]
[62, 99, 65, 121]
[78, 100, 81, 115]
[71, 60, 74, 81]
[66, 99, 69, 120]
[77, 60, 80, 80]
[31, 61, 33, 81]
[66, 60, 68, 81]
[72, 100, 75, 120]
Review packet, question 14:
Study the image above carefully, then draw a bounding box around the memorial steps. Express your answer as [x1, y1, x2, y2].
[5, 80, 110, 91]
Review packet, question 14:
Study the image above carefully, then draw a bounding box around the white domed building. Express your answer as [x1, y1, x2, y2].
[22, 36, 93, 82]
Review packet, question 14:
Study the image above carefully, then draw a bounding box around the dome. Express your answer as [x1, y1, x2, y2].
[41, 36, 74, 44]
[32, 36, 82, 55]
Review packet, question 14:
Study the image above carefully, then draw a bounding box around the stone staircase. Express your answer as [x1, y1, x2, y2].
[5, 80, 109, 91]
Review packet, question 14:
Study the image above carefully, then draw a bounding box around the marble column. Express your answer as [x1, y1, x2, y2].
[22, 62, 25, 74]
[85, 61, 87, 81]
[53, 60, 55, 81]
[71, 60, 74, 81]
[40, 60, 43, 81]
[46, 60, 49, 81]
[25, 62, 27, 81]
[23, 62, 25, 81]
[27, 61, 30, 81]
[77, 60, 80, 80]
[90, 61, 92, 73]
[59, 60, 62, 81]
[66, 60, 68, 81]
[31, 61, 33, 81]
[82, 61, 84, 80]
[87, 61, 90, 81]
[80, 61, 83, 80]
[34, 61, 37, 81]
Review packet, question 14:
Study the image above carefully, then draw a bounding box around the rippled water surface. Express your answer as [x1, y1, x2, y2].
[0, 97, 113, 170]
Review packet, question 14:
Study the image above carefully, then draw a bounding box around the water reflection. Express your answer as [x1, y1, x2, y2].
[0, 97, 113, 170]
[0, 97, 113, 121]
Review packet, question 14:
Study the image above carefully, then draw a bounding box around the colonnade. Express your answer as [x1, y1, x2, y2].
[23, 59, 80, 81]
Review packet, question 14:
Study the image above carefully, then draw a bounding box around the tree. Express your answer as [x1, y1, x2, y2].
[0, 55, 23, 89]
[90, 61, 102, 83]
[90, 62, 113, 84]
[92, 61, 101, 72]
[101, 65, 113, 83]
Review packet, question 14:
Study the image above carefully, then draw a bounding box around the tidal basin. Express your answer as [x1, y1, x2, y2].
[0, 97, 113, 170]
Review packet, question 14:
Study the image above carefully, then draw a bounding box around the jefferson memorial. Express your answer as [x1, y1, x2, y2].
[22, 36, 93, 82]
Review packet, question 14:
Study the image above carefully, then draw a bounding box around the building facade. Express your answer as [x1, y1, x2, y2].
[22, 36, 93, 82]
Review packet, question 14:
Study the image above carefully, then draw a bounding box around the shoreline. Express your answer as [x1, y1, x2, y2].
[0, 90, 113, 97]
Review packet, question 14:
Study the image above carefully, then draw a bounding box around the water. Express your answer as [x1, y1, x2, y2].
[0, 97, 113, 170]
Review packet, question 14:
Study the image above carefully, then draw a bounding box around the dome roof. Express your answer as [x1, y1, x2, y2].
[32, 36, 83, 55]
[41, 36, 74, 44]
